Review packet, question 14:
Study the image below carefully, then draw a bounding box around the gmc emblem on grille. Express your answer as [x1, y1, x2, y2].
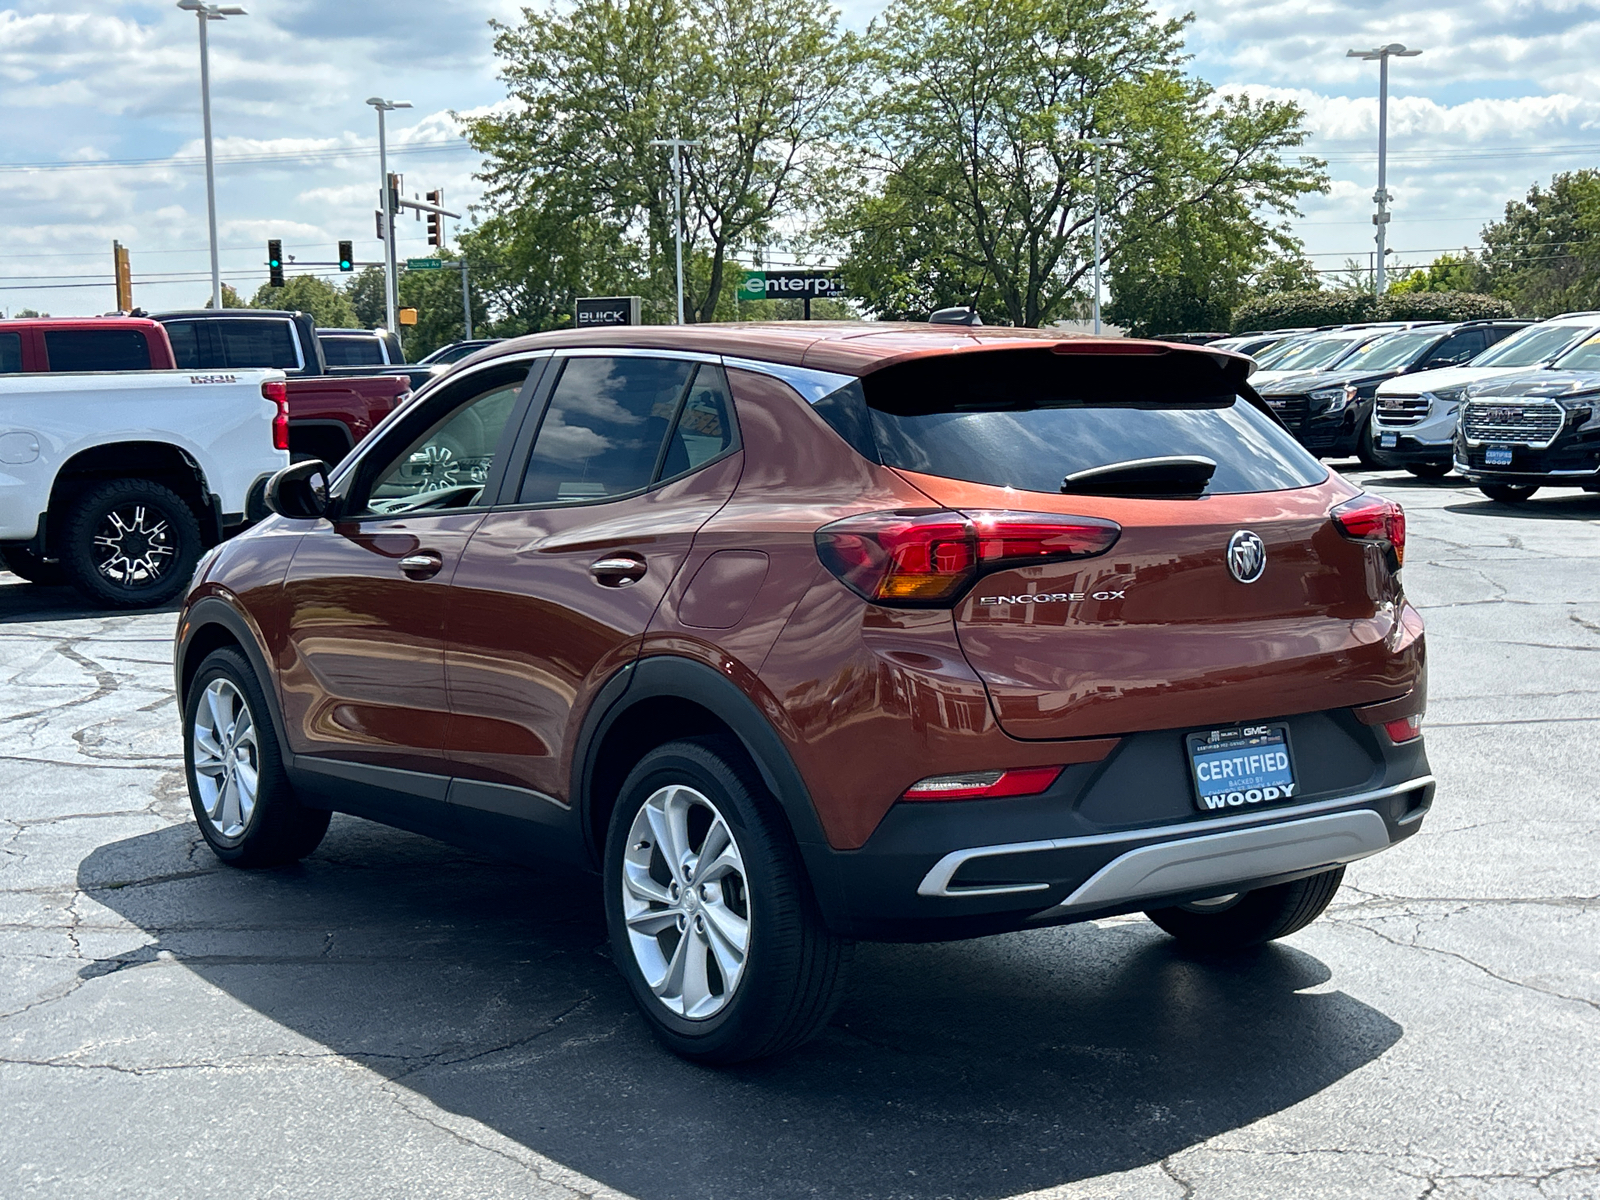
[1486, 407, 1524, 422]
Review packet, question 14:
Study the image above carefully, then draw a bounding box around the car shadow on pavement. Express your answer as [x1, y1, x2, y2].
[0, 575, 180, 624]
[80, 817, 1401, 1200]
[1444, 493, 1600, 520]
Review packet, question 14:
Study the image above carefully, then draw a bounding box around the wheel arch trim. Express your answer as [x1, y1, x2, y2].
[176, 595, 292, 766]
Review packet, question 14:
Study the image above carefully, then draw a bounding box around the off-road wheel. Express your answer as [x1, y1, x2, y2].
[1480, 484, 1538, 504]
[60, 478, 202, 608]
[604, 737, 853, 1064]
[184, 647, 329, 867]
[1144, 866, 1345, 952]
[1, 547, 67, 586]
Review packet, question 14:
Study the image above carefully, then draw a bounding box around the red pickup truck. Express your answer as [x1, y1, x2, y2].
[0, 317, 177, 372]
[152, 310, 411, 464]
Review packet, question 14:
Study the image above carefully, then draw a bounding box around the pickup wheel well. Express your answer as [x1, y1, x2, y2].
[46, 442, 218, 555]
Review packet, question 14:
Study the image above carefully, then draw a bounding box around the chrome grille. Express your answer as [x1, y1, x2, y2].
[1461, 399, 1564, 447]
[1261, 393, 1309, 431]
[1374, 394, 1429, 428]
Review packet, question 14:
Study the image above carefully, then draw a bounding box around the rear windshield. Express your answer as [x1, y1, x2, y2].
[321, 335, 384, 367]
[43, 329, 152, 372]
[819, 350, 1328, 497]
[218, 319, 300, 370]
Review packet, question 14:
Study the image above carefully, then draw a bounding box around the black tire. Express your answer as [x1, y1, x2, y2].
[1480, 483, 1538, 504]
[1405, 462, 1452, 479]
[60, 478, 202, 609]
[1144, 866, 1345, 952]
[1, 546, 67, 586]
[1356, 434, 1382, 468]
[604, 737, 853, 1064]
[183, 647, 329, 867]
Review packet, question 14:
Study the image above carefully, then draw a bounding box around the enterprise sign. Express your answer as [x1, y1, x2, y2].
[739, 270, 846, 300]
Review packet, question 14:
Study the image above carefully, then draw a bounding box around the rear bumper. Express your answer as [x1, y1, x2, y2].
[806, 707, 1432, 941]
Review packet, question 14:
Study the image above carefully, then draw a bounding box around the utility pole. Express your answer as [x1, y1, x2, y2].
[1348, 44, 1422, 297]
[113, 242, 133, 313]
[367, 97, 412, 332]
[650, 136, 699, 324]
[460, 260, 472, 339]
[177, 1, 247, 312]
[1077, 137, 1123, 335]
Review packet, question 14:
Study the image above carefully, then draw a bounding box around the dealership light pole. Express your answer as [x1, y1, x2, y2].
[1077, 137, 1123, 335]
[650, 136, 699, 324]
[1348, 43, 1422, 297]
[367, 97, 411, 333]
[177, 0, 247, 311]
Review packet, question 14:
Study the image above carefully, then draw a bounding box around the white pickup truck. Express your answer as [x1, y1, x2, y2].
[0, 369, 289, 608]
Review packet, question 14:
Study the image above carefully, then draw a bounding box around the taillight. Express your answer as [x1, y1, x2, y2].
[1384, 714, 1423, 743]
[814, 510, 1121, 606]
[1332, 494, 1406, 564]
[263, 380, 289, 452]
[902, 766, 1064, 801]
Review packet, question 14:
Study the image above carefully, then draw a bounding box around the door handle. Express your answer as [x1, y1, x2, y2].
[398, 551, 444, 580]
[588, 554, 647, 586]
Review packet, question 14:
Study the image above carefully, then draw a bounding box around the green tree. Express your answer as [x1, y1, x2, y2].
[202, 284, 247, 309]
[463, 0, 860, 325]
[1387, 252, 1484, 296]
[249, 275, 359, 326]
[835, 0, 1325, 327]
[345, 267, 387, 329]
[1477, 170, 1600, 316]
[395, 251, 491, 358]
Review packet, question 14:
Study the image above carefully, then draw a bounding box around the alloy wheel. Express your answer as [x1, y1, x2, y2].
[92, 503, 174, 589]
[191, 678, 260, 840]
[621, 784, 751, 1020]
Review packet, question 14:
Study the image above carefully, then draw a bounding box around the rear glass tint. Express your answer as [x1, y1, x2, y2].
[321, 335, 384, 366]
[218, 319, 299, 369]
[43, 329, 152, 372]
[821, 349, 1327, 497]
[0, 333, 20, 374]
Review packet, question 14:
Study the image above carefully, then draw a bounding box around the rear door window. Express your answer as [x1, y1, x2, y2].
[218, 319, 300, 370]
[43, 329, 152, 372]
[321, 335, 384, 367]
[517, 356, 699, 504]
[825, 349, 1326, 497]
[0, 333, 20, 374]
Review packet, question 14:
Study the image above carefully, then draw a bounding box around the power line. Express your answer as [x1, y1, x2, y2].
[0, 136, 475, 175]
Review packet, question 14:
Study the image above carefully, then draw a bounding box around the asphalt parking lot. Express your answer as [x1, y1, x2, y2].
[2, 465, 1597, 1200]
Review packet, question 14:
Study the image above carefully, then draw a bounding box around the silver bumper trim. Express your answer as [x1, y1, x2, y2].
[914, 776, 1434, 900]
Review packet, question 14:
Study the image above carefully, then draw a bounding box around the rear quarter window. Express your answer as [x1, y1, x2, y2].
[0, 333, 20, 374]
[43, 329, 152, 372]
[818, 348, 1327, 497]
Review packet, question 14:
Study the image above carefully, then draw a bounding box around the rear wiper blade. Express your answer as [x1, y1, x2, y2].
[1060, 455, 1217, 497]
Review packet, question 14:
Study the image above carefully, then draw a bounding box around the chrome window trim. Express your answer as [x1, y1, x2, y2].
[914, 775, 1434, 899]
[554, 345, 723, 366]
[721, 357, 856, 404]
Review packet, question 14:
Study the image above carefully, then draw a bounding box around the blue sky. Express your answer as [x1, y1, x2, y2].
[1, 0, 1597, 317]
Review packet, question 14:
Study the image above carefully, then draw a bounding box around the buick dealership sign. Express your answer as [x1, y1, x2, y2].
[575, 296, 642, 327]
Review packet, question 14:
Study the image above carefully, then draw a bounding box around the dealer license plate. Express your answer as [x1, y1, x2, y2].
[1379, 433, 1398, 449]
[1186, 724, 1298, 813]
[1486, 446, 1514, 466]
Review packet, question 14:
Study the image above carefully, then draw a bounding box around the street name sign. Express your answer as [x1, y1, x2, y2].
[405, 258, 444, 270]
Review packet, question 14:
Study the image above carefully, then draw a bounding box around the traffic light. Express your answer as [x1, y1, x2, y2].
[426, 190, 443, 248]
[338, 241, 354, 272]
[387, 173, 402, 216]
[267, 239, 284, 288]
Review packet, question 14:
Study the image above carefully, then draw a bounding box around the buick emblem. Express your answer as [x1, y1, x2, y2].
[1227, 530, 1267, 584]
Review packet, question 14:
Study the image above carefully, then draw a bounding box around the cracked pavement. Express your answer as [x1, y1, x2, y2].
[1, 467, 1597, 1199]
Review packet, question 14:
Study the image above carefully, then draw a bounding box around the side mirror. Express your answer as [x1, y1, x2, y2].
[265, 460, 331, 520]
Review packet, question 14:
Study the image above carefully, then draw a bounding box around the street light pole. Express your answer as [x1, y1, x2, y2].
[1077, 137, 1122, 335]
[650, 136, 699, 324]
[177, 1, 247, 311]
[1348, 43, 1422, 297]
[367, 97, 412, 333]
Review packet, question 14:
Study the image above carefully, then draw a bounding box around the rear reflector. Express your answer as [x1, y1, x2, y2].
[1384, 714, 1423, 743]
[1332, 494, 1406, 564]
[263, 380, 290, 452]
[902, 765, 1064, 801]
[815, 510, 1120, 606]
